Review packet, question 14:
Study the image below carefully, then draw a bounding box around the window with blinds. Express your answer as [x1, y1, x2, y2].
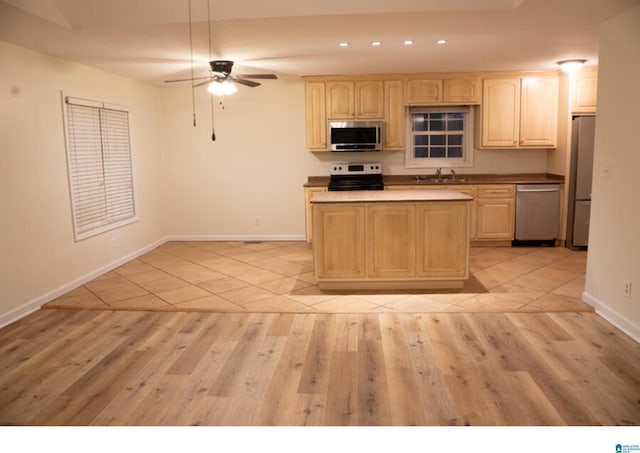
[63, 95, 137, 241]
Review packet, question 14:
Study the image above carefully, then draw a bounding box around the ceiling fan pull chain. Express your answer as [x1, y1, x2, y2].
[210, 96, 216, 141]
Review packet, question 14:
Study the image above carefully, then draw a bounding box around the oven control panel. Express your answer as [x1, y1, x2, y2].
[330, 162, 382, 175]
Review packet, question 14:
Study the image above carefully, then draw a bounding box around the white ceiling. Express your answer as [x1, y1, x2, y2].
[1, 0, 638, 85]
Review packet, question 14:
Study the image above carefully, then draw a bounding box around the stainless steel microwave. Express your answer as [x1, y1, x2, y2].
[328, 120, 383, 152]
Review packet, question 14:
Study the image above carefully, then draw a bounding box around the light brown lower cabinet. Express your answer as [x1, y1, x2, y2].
[476, 185, 515, 240]
[312, 200, 470, 289]
[312, 203, 365, 279]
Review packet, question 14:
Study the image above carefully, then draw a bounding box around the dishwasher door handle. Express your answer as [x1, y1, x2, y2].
[516, 188, 560, 193]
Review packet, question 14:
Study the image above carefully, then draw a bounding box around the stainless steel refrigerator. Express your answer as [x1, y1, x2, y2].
[566, 116, 595, 249]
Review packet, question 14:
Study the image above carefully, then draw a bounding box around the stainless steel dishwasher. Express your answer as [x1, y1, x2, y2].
[514, 184, 561, 245]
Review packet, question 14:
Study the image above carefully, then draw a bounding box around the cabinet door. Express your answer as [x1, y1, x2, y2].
[312, 204, 366, 279]
[367, 204, 416, 278]
[519, 77, 558, 147]
[447, 185, 478, 240]
[481, 78, 520, 148]
[305, 82, 327, 150]
[443, 79, 480, 104]
[476, 198, 515, 239]
[416, 202, 469, 278]
[355, 80, 384, 118]
[384, 80, 405, 149]
[326, 81, 354, 119]
[406, 79, 443, 104]
[572, 69, 598, 113]
[304, 187, 327, 242]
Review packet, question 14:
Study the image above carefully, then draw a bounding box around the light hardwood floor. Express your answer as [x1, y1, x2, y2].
[1, 308, 638, 425]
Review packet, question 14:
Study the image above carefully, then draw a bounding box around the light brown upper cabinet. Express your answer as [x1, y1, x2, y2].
[405, 78, 481, 105]
[443, 79, 481, 104]
[383, 80, 405, 150]
[326, 80, 384, 119]
[479, 76, 558, 148]
[305, 81, 327, 150]
[405, 79, 443, 104]
[571, 67, 598, 114]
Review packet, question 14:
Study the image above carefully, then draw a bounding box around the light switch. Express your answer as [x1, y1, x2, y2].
[602, 164, 611, 179]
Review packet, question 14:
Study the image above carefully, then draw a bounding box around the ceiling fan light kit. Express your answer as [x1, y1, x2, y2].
[207, 80, 237, 96]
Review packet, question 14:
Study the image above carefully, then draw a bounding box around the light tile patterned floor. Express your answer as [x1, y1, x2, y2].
[45, 241, 593, 314]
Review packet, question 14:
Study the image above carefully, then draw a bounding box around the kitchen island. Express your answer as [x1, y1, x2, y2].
[311, 189, 473, 290]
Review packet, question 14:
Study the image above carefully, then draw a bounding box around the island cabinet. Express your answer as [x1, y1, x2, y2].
[311, 190, 472, 290]
[479, 76, 558, 148]
[386, 183, 515, 243]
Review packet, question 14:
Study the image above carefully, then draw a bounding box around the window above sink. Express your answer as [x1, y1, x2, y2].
[405, 106, 474, 169]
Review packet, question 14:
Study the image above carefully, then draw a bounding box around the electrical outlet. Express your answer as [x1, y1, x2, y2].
[624, 280, 632, 298]
[254, 217, 260, 226]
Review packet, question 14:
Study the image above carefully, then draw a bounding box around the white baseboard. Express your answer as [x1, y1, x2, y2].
[583, 291, 640, 343]
[166, 234, 306, 242]
[0, 237, 168, 330]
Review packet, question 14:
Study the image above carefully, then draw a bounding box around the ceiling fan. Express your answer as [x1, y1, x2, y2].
[164, 60, 277, 95]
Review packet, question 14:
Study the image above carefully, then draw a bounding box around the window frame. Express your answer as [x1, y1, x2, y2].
[62, 93, 138, 241]
[405, 106, 474, 169]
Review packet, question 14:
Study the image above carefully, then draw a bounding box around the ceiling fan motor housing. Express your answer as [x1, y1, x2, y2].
[210, 60, 234, 75]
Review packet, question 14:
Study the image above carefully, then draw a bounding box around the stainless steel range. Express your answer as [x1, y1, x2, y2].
[328, 162, 384, 191]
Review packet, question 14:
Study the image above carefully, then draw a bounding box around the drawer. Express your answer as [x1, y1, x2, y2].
[478, 185, 515, 199]
[446, 185, 478, 198]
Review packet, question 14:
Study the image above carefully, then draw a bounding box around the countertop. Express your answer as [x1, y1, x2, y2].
[304, 173, 564, 188]
[310, 189, 473, 203]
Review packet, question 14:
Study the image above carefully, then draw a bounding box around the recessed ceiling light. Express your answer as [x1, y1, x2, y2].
[339, 42, 349, 47]
[403, 40, 414, 46]
[436, 39, 447, 45]
[371, 41, 382, 47]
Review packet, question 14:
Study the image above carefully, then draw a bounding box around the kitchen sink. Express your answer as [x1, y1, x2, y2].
[414, 177, 468, 184]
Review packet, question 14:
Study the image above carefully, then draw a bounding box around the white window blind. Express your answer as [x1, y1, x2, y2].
[63, 95, 137, 241]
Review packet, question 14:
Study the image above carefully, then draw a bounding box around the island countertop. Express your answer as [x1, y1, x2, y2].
[310, 189, 473, 203]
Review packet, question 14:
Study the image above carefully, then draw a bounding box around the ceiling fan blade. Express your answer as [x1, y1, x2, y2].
[235, 74, 278, 80]
[193, 79, 215, 88]
[231, 77, 261, 88]
[164, 76, 212, 83]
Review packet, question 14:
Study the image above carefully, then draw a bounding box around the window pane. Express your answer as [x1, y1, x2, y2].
[430, 120, 444, 131]
[430, 135, 445, 146]
[414, 135, 428, 146]
[448, 135, 463, 146]
[431, 147, 446, 158]
[414, 147, 429, 158]
[448, 147, 463, 158]
[412, 114, 428, 131]
[448, 119, 464, 131]
[447, 112, 464, 119]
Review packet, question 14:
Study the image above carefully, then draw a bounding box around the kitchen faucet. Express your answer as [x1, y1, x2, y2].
[435, 167, 442, 181]
[450, 169, 456, 180]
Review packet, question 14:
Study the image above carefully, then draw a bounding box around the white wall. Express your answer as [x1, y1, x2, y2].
[0, 42, 166, 325]
[584, 4, 640, 338]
